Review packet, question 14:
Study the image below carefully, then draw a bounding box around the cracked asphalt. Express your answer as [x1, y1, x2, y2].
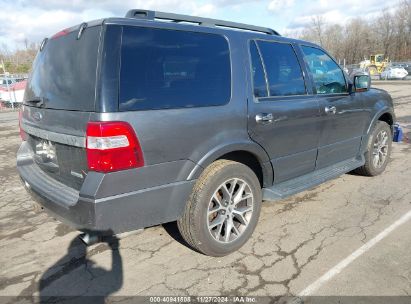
[0, 82, 410, 301]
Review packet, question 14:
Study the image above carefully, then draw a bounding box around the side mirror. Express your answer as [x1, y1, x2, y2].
[353, 74, 371, 92]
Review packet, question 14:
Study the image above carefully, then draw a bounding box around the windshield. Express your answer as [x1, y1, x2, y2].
[24, 25, 101, 111]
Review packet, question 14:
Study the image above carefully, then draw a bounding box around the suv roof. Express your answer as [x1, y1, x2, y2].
[59, 10, 316, 50]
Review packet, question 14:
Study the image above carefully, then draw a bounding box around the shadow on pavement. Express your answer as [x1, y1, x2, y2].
[39, 231, 123, 303]
[162, 222, 200, 254]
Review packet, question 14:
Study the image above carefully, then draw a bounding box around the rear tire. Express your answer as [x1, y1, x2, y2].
[177, 160, 262, 256]
[355, 121, 392, 176]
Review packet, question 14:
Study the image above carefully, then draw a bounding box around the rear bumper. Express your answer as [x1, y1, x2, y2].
[17, 142, 196, 234]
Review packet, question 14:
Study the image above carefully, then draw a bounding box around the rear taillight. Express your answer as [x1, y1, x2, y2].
[18, 108, 27, 141]
[86, 121, 144, 173]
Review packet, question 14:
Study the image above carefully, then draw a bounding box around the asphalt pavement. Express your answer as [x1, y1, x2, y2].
[0, 82, 410, 303]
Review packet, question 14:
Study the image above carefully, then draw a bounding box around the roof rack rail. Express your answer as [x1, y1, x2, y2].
[125, 9, 280, 36]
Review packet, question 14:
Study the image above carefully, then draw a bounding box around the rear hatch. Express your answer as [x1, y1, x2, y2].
[21, 24, 102, 190]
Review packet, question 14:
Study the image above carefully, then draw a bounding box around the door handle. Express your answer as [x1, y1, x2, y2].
[324, 106, 337, 115]
[256, 113, 274, 124]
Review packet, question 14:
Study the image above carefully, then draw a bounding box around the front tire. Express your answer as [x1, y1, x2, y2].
[177, 160, 262, 256]
[355, 121, 392, 176]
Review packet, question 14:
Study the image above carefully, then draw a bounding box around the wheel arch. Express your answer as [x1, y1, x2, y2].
[361, 109, 395, 154]
[378, 112, 394, 132]
[366, 109, 395, 135]
[187, 142, 273, 188]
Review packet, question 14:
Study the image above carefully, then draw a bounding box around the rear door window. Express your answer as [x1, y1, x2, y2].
[119, 27, 231, 111]
[256, 40, 306, 97]
[250, 41, 268, 98]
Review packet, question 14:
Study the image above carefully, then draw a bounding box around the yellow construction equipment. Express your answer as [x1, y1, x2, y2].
[360, 54, 389, 75]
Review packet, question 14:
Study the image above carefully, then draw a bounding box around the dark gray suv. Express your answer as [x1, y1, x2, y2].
[17, 10, 395, 256]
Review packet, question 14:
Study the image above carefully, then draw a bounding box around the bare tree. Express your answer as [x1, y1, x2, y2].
[374, 9, 395, 58]
[311, 15, 325, 47]
[0, 40, 38, 74]
[296, 0, 411, 64]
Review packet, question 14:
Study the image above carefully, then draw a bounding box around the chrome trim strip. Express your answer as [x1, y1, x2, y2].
[21, 122, 86, 148]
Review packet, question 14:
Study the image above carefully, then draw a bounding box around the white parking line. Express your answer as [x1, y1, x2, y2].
[299, 209, 411, 296]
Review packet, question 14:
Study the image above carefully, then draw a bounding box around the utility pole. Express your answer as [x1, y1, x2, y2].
[0, 59, 13, 109]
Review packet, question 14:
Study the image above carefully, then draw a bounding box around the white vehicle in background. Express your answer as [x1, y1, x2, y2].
[0, 79, 27, 107]
[0, 77, 17, 87]
[380, 66, 408, 80]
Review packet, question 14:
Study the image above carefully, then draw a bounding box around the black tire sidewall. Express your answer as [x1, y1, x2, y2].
[193, 162, 262, 256]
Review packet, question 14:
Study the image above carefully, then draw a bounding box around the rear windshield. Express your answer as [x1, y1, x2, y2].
[24, 26, 101, 111]
[119, 26, 231, 111]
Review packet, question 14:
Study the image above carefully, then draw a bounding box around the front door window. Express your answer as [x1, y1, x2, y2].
[301, 46, 347, 95]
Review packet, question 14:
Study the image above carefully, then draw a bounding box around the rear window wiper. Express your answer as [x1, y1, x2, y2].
[25, 97, 46, 107]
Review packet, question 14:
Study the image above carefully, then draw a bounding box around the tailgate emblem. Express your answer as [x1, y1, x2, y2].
[32, 112, 43, 122]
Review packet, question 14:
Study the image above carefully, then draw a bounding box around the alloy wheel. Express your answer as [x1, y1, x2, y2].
[207, 178, 254, 243]
[372, 129, 389, 168]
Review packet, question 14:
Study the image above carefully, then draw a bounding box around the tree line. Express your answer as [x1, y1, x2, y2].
[0, 39, 38, 74]
[288, 0, 411, 65]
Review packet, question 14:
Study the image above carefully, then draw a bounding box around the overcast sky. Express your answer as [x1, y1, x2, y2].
[0, 0, 397, 50]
